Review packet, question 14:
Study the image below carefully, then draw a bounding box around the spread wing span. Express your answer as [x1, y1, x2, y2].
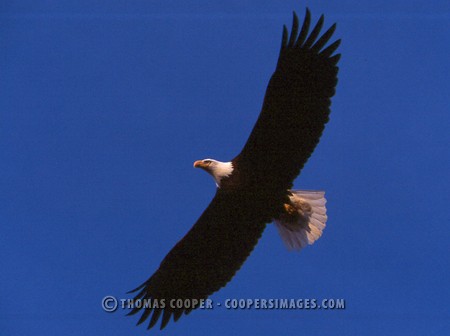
[233, 9, 340, 191]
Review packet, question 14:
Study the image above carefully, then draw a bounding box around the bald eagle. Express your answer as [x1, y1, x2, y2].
[127, 8, 340, 330]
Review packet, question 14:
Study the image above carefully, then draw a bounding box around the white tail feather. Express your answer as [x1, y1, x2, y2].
[274, 190, 327, 251]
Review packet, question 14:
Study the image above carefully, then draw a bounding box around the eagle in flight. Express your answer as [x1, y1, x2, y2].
[127, 8, 341, 330]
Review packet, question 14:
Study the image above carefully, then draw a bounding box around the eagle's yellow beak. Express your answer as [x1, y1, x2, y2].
[193, 160, 207, 169]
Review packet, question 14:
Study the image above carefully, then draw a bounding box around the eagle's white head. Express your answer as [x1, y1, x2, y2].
[193, 159, 234, 188]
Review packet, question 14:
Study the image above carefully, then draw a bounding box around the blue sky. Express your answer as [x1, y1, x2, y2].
[1, 1, 449, 335]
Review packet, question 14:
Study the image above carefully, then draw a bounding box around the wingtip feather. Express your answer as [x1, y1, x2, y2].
[281, 25, 288, 49]
[148, 308, 162, 330]
[127, 281, 146, 294]
[305, 7, 311, 18]
[296, 8, 311, 46]
[173, 310, 183, 322]
[321, 39, 341, 58]
[288, 12, 299, 47]
[304, 14, 324, 49]
[311, 23, 337, 53]
[136, 307, 153, 325]
[160, 310, 172, 330]
[330, 53, 341, 65]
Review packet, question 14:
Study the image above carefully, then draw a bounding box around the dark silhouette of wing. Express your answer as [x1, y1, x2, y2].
[233, 9, 341, 191]
[128, 190, 270, 330]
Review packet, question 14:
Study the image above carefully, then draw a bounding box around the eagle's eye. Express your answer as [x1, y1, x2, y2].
[203, 160, 212, 165]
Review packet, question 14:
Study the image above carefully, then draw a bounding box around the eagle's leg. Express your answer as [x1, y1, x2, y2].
[278, 202, 301, 224]
[281, 203, 300, 222]
[284, 203, 298, 216]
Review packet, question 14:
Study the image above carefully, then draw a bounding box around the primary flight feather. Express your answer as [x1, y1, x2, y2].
[127, 8, 340, 330]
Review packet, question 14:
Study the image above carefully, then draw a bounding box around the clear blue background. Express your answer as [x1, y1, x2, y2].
[1, 1, 449, 335]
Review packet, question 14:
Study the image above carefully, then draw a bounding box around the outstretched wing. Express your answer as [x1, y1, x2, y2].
[233, 9, 341, 191]
[127, 190, 270, 330]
